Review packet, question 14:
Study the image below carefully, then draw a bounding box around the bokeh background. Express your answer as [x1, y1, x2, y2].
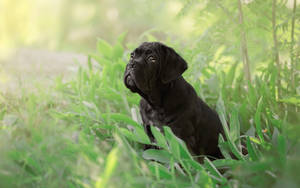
[0, 0, 199, 92]
[1, 0, 298, 92]
[0, 0, 196, 54]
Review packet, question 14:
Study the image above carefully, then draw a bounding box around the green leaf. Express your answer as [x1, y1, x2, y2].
[227, 140, 244, 161]
[112, 42, 124, 60]
[226, 61, 238, 86]
[164, 127, 180, 159]
[187, 158, 205, 171]
[255, 97, 265, 144]
[249, 136, 262, 145]
[117, 31, 127, 44]
[217, 96, 244, 160]
[134, 127, 151, 144]
[216, 96, 230, 139]
[246, 136, 259, 161]
[218, 134, 232, 159]
[119, 128, 150, 144]
[87, 55, 93, 71]
[106, 113, 150, 144]
[101, 113, 141, 128]
[150, 126, 168, 149]
[97, 124, 115, 130]
[97, 39, 112, 58]
[95, 148, 118, 188]
[204, 157, 227, 184]
[229, 108, 240, 142]
[118, 128, 135, 141]
[248, 81, 257, 106]
[163, 126, 193, 161]
[143, 149, 172, 163]
[211, 159, 241, 168]
[148, 162, 172, 180]
[279, 96, 300, 106]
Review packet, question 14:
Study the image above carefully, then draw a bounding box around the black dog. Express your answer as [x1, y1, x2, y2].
[124, 42, 224, 160]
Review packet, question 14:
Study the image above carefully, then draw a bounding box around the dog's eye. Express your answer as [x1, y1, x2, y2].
[147, 56, 156, 63]
[145, 49, 152, 55]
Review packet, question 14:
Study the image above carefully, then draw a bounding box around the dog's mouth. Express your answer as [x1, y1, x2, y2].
[125, 74, 135, 87]
[124, 72, 149, 99]
[125, 73, 139, 92]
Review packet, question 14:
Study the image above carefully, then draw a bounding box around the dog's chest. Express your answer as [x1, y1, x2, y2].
[145, 107, 167, 128]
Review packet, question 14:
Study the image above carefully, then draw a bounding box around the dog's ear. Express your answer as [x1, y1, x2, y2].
[160, 45, 187, 84]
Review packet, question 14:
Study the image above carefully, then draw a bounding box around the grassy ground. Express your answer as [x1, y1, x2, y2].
[0, 37, 299, 188]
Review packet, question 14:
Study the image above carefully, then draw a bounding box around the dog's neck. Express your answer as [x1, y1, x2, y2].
[140, 78, 178, 109]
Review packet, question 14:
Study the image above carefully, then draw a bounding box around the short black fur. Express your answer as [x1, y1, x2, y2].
[124, 42, 224, 160]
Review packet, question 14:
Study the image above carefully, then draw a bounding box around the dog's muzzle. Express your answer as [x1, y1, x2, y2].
[125, 73, 136, 88]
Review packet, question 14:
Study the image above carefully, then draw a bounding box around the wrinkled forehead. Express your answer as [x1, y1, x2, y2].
[133, 42, 162, 55]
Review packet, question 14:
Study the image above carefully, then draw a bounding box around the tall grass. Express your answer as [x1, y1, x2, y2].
[0, 35, 299, 187]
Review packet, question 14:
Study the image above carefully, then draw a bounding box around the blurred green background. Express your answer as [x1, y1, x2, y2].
[0, 0, 197, 92]
[0, 0, 299, 92]
[0, 0, 195, 55]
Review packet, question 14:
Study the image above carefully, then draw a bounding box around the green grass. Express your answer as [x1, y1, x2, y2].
[0, 36, 299, 188]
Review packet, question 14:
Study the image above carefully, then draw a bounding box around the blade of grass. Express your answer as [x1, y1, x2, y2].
[143, 149, 172, 164]
[255, 97, 265, 145]
[217, 96, 245, 160]
[204, 157, 227, 184]
[150, 126, 168, 149]
[246, 136, 259, 161]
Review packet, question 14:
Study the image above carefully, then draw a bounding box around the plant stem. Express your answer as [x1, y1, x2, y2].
[290, 0, 297, 92]
[58, 0, 73, 49]
[237, 0, 251, 83]
[272, 0, 281, 98]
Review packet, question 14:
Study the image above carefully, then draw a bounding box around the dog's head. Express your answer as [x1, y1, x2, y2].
[124, 42, 187, 94]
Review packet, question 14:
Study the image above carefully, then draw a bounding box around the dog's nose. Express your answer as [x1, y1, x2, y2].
[128, 62, 136, 68]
